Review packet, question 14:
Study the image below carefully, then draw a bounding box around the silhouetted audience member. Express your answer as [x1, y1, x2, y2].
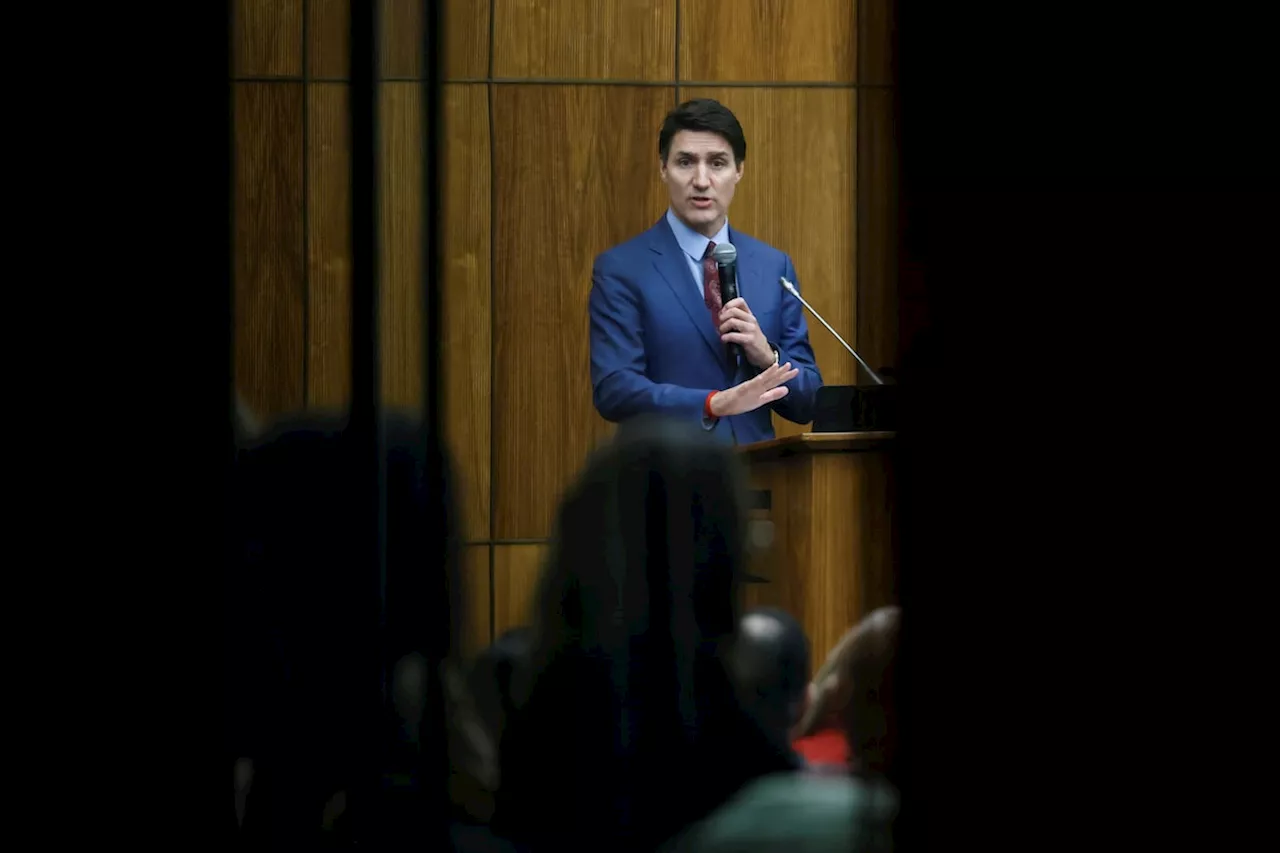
[664, 607, 902, 851]
[468, 627, 533, 758]
[226, 412, 461, 847]
[791, 624, 861, 771]
[728, 607, 811, 767]
[492, 417, 796, 851]
[842, 607, 901, 785]
[447, 627, 535, 827]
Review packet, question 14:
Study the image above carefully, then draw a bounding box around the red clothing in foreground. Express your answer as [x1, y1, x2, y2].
[792, 727, 851, 769]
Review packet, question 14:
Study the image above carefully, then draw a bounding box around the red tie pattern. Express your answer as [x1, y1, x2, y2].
[703, 241, 722, 329]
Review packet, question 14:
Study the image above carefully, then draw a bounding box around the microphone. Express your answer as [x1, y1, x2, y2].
[779, 277, 884, 385]
[712, 242, 743, 363]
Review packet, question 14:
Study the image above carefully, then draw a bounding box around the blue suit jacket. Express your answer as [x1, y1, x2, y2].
[589, 216, 823, 444]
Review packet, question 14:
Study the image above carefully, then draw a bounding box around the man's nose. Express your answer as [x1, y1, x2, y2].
[692, 165, 711, 186]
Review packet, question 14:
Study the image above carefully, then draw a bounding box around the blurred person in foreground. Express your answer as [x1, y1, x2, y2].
[226, 412, 496, 848]
[492, 417, 797, 851]
[727, 606, 811, 769]
[665, 606, 902, 851]
[791, 607, 903, 781]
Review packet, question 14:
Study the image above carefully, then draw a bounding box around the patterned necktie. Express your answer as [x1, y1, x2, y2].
[703, 241, 722, 329]
[703, 241, 735, 369]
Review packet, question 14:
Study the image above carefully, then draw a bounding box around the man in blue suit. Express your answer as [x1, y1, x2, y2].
[589, 98, 823, 445]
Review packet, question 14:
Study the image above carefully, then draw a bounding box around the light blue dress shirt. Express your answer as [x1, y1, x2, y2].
[665, 207, 731, 298]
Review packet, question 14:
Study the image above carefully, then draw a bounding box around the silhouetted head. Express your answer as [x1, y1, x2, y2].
[496, 417, 790, 850]
[467, 626, 533, 748]
[842, 606, 902, 782]
[729, 607, 811, 752]
[228, 411, 461, 842]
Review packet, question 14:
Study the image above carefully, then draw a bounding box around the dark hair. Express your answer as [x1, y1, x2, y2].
[494, 417, 793, 850]
[227, 411, 461, 843]
[735, 606, 812, 706]
[658, 98, 747, 165]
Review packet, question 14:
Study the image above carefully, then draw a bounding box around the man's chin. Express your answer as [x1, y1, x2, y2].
[680, 207, 720, 227]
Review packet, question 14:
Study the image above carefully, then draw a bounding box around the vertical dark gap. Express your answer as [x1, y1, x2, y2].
[349, 0, 385, 838]
[224, 0, 236, 549]
[229, 0, 239, 78]
[302, 0, 310, 405]
[226, 0, 237, 439]
[422, 0, 442, 445]
[422, 1, 449, 841]
[855, 0, 864, 385]
[487, 0, 498, 645]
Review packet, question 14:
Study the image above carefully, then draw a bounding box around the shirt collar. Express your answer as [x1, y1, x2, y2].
[666, 207, 730, 262]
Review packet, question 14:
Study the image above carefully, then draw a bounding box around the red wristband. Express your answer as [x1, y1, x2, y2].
[704, 391, 718, 419]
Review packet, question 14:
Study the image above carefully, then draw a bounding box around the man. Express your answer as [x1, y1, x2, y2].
[728, 607, 812, 768]
[589, 98, 823, 444]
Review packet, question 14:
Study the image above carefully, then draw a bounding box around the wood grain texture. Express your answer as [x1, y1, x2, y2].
[309, 0, 350, 78]
[859, 0, 895, 85]
[307, 84, 352, 408]
[742, 440, 895, 665]
[738, 430, 896, 461]
[493, 544, 547, 639]
[235, 0, 303, 76]
[442, 84, 491, 540]
[379, 83, 425, 410]
[234, 83, 306, 418]
[493, 0, 675, 80]
[381, 0, 424, 78]
[492, 85, 671, 539]
[680, 0, 855, 83]
[857, 88, 897, 379]
[444, 0, 491, 79]
[682, 87, 856, 438]
[462, 545, 492, 657]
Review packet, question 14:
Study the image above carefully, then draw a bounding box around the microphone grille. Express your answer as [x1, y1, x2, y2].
[711, 242, 737, 264]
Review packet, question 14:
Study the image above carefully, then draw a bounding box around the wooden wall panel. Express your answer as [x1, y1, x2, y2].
[309, 0, 350, 78]
[682, 87, 856, 437]
[234, 0, 303, 77]
[492, 85, 670, 539]
[234, 84, 306, 418]
[444, 0, 491, 79]
[680, 0, 855, 82]
[307, 84, 353, 408]
[379, 83, 425, 410]
[857, 88, 897, 379]
[493, 544, 547, 640]
[442, 84, 492, 541]
[493, 0, 676, 80]
[380, 0, 425, 78]
[461, 545, 492, 657]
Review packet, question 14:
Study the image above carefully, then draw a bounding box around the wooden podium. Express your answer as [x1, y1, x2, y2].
[737, 431, 897, 665]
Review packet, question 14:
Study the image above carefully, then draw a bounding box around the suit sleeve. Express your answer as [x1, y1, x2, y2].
[769, 254, 823, 425]
[590, 254, 714, 424]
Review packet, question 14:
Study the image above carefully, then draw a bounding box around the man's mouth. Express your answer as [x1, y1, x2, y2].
[690, 196, 714, 209]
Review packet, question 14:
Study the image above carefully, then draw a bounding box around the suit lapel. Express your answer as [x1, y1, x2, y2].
[729, 229, 767, 314]
[648, 219, 730, 367]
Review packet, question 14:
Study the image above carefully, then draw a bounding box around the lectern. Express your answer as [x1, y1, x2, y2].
[737, 431, 897, 666]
